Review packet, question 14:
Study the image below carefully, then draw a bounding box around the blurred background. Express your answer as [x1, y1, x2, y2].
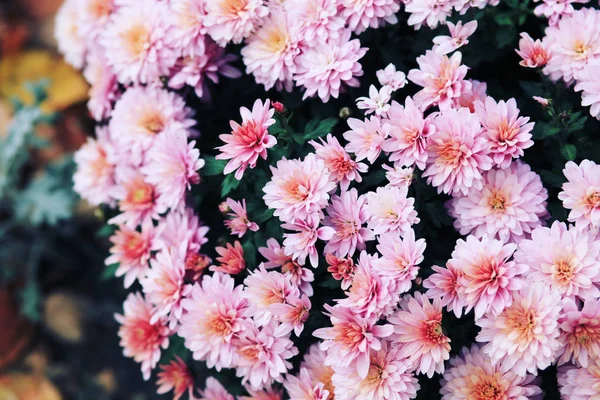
[0, 1, 158, 398]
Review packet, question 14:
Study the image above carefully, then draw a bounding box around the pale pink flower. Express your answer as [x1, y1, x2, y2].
[224, 198, 259, 237]
[515, 221, 600, 300]
[115, 292, 171, 380]
[157, 207, 209, 255]
[559, 160, 600, 228]
[447, 161, 549, 243]
[156, 356, 195, 400]
[217, 99, 276, 180]
[534, 0, 590, 26]
[295, 30, 367, 102]
[212, 241, 246, 275]
[405, 0, 454, 29]
[78, 0, 116, 42]
[325, 254, 355, 290]
[376, 63, 407, 91]
[452, 79, 487, 112]
[109, 168, 162, 228]
[372, 229, 426, 295]
[310, 134, 367, 190]
[343, 116, 390, 163]
[475, 97, 535, 168]
[440, 344, 542, 400]
[433, 20, 478, 55]
[533, 96, 551, 107]
[270, 294, 311, 336]
[263, 154, 335, 224]
[55, 0, 86, 69]
[259, 238, 293, 268]
[198, 377, 235, 400]
[516, 32, 552, 68]
[332, 340, 419, 400]
[543, 8, 600, 84]
[259, 239, 315, 295]
[558, 360, 600, 399]
[323, 188, 374, 257]
[365, 185, 420, 236]
[423, 264, 466, 318]
[408, 51, 471, 111]
[178, 272, 249, 370]
[575, 61, 600, 119]
[313, 304, 394, 379]
[381, 97, 436, 169]
[241, 10, 301, 91]
[356, 85, 393, 116]
[282, 214, 335, 267]
[476, 282, 562, 376]
[557, 297, 600, 367]
[83, 50, 119, 121]
[340, 0, 400, 34]
[383, 164, 415, 187]
[389, 292, 451, 378]
[101, 1, 178, 84]
[284, 367, 330, 400]
[423, 107, 492, 195]
[203, 0, 268, 45]
[239, 387, 283, 400]
[234, 320, 298, 389]
[284, 0, 345, 43]
[169, 0, 207, 53]
[301, 344, 335, 399]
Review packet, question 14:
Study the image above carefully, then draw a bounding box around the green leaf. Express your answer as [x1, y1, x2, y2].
[539, 170, 564, 188]
[202, 155, 227, 176]
[15, 172, 75, 226]
[242, 240, 257, 269]
[561, 144, 577, 161]
[19, 281, 41, 321]
[533, 122, 561, 139]
[494, 13, 513, 26]
[221, 174, 241, 197]
[303, 117, 338, 142]
[97, 224, 116, 238]
[256, 208, 274, 223]
[101, 263, 119, 280]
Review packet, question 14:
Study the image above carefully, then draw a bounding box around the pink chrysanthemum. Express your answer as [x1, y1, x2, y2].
[141, 127, 204, 212]
[234, 320, 298, 389]
[543, 8, 600, 84]
[557, 298, 600, 367]
[344, 116, 390, 164]
[534, 0, 590, 26]
[301, 344, 336, 399]
[451, 236, 528, 319]
[365, 185, 420, 236]
[423, 107, 492, 195]
[405, 0, 454, 29]
[79, 0, 116, 42]
[475, 97, 535, 168]
[178, 272, 249, 370]
[239, 387, 283, 400]
[453, 79, 488, 112]
[109, 168, 162, 228]
[115, 292, 171, 380]
[83, 50, 119, 122]
[340, 0, 400, 34]
[516, 32, 551, 68]
[559, 159, 600, 228]
[476, 282, 562, 376]
[575, 61, 600, 120]
[54, 0, 86, 69]
[198, 377, 235, 400]
[515, 221, 600, 300]
[356, 85, 393, 116]
[433, 20, 478, 55]
[381, 97, 436, 170]
[388, 292, 451, 378]
[203, 0, 268, 45]
[270, 294, 311, 336]
[408, 51, 471, 111]
[424, 264, 466, 318]
[376, 63, 407, 91]
[212, 241, 246, 275]
[263, 154, 335, 224]
[285, 0, 345, 43]
[295, 30, 367, 102]
[313, 304, 394, 379]
[440, 344, 542, 400]
[282, 214, 335, 267]
[217, 99, 276, 180]
[156, 356, 195, 400]
[157, 207, 209, 255]
[259, 239, 315, 295]
[224, 198, 259, 237]
[169, 0, 207, 53]
[323, 188, 374, 258]
[383, 164, 415, 188]
[447, 161, 549, 243]
[558, 361, 600, 399]
[284, 367, 330, 400]
[325, 254, 355, 291]
[101, 1, 178, 84]
[332, 340, 419, 400]
[310, 134, 368, 191]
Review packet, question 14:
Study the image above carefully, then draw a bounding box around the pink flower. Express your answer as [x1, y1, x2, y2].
[259, 239, 315, 295]
[156, 356, 195, 400]
[310, 134, 367, 191]
[423, 107, 493, 195]
[452, 236, 528, 319]
[224, 198, 259, 237]
[295, 30, 366, 102]
[533, 96, 551, 107]
[365, 185, 420, 236]
[475, 97, 535, 168]
[239, 387, 283, 400]
[388, 293, 451, 377]
[343, 116, 390, 164]
[405, 0, 454, 29]
[169, 0, 207, 54]
[331, 340, 419, 400]
[575, 61, 600, 120]
[101, 1, 178, 84]
[323, 188, 374, 257]
[115, 292, 171, 380]
[381, 97, 436, 170]
[285, 0, 345, 43]
[559, 160, 600, 228]
[340, 0, 400, 34]
[408, 51, 471, 111]
[476, 282, 562, 376]
[325, 254, 356, 290]
[157, 207, 209, 255]
[301, 344, 335, 398]
[447, 161, 549, 243]
[383, 164, 415, 187]
[433, 20, 478, 55]
[313, 304, 394, 379]
[83, 50, 119, 121]
[516, 32, 551, 68]
[141, 127, 204, 212]
[534, 0, 590, 26]
[203, 0, 269, 45]
[212, 241, 246, 275]
[234, 320, 298, 389]
[453, 79, 487, 112]
[424, 264, 466, 318]
[558, 361, 600, 399]
[284, 367, 330, 400]
[376, 63, 407, 91]
[372, 229, 426, 295]
[515, 221, 600, 300]
[141, 247, 192, 329]
[440, 344, 542, 400]
[217, 99, 276, 180]
[356, 85, 393, 116]
[78, 0, 116, 42]
[282, 214, 335, 267]
[109, 168, 162, 228]
[270, 294, 311, 336]
[198, 377, 235, 400]
[54, 0, 86, 69]
[263, 154, 335, 224]
[178, 272, 249, 370]
[259, 238, 293, 268]
[557, 297, 600, 367]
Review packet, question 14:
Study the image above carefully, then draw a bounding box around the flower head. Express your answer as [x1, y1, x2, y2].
[516, 32, 551, 68]
[344, 116, 390, 164]
[559, 160, 600, 228]
[198, 377, 235, 400]
[224, 198, 259, 237]
[433, 20, 478, 55]
[310, 134, 367, 191]
[156, 356, 195, 400]
[405, 0, 454, 29]
[365, 185, 420, 236]
[282, 214, 335, 267]
[424, 264, 466, 318]
[376, 63, 407, 91]
[285, 0, 344, 43]
[558, 360, 600, 399]
[212, 241, 246, 275]
[557, 297, 600, 368]
[340, 0, 400, 34]
[301, 344, 335, 399]
[357, 85, 393, 116]
[284, 368, 330, 400]
[203, 0, 269, 45]
[325, 254, 355, 290]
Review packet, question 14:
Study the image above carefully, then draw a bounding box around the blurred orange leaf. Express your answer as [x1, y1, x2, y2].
[0, 374, 62, 400]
